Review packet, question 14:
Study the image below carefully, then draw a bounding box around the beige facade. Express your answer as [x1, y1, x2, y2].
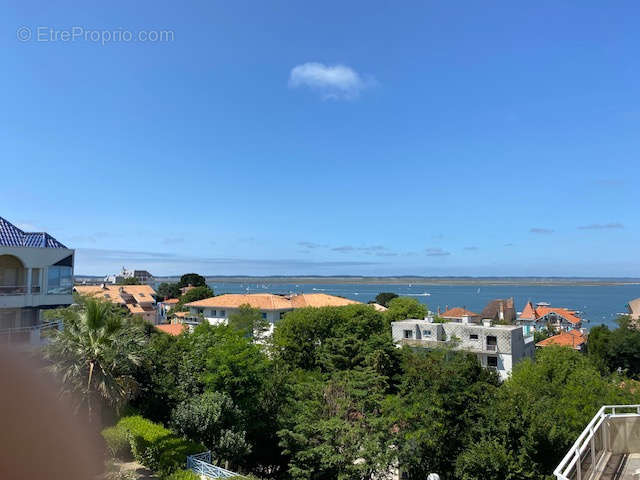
[0, 219, 74, 347]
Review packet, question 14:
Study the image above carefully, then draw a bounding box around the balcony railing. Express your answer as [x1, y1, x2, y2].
[0, 285, 27, 295]
[554, 405, 640, 480]
[0, 285, 42, 296]
[486, 344, 497, 351]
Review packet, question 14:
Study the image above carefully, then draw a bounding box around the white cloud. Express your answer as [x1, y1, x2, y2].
[288, 62, 374, 100]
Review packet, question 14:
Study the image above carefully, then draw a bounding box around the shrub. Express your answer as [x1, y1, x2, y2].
[116, 415, 206, 478]
[166, 470, 200, 480]
[102, 425, 132, 460]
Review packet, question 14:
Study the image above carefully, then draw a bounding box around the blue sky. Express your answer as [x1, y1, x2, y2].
[2, 1, 639, 276]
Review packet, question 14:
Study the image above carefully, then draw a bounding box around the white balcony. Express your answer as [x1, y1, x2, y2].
[555, 405, 640, 480]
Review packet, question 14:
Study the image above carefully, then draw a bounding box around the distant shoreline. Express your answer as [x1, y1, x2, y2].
[74, 275, 640, 287]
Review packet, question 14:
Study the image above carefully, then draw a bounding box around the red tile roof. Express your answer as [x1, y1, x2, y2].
[186, 293, 361, 310]
[519, 302, 581, 325]
[520, 301, 537, 320]
[162, 298, 180, 304]
[155, 324, 187, 336]
[441, 307, 479, 318]
[536, 330, 587, 349]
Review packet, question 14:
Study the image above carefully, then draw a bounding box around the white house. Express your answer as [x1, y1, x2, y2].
[391, 315, 535, 380]
[185, 293, 361, 333]
[0, 217, 74, 347]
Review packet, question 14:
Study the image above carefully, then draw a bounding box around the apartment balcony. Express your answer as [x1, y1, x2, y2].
[399, 337, 504, 354]
[555, 405, 640, 480]
[0, 321, 62, 348]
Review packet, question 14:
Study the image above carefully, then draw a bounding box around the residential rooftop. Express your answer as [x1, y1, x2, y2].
[0, 216, 68, 249]
[185, 293, 360, 310]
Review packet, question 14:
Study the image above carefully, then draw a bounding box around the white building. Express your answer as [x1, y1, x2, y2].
[391, 315, 534, 380]
[0, 217, 74, 347]
[185, 293, 361, 333]
[104, 267, 153, 284]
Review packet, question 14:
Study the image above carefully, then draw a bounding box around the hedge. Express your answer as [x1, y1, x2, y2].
[102, 424, 132, 460]
[114, 415, 206, 478]
[165, 470, 200, 480]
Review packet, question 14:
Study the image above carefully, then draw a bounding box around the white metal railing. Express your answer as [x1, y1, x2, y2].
[187, 451, 244, 479]
[554, 405, 640, 480]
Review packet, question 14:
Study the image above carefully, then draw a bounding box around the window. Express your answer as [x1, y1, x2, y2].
[487, 356, 498, 367]
[470, 334, 479, 340]
[423, 329, 432, 336]
[220, 310, 226, 317]
[261, 312, 267, 319]
[280, 312, 287, 320]
[47, 266, 72, 295]
[210, 309, 217, 317]
[403, 329, 413, 339]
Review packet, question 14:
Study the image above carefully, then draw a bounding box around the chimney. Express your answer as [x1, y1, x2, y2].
[499, 302, 504, 321]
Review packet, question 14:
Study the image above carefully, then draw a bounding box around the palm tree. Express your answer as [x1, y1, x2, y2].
[44, 297, 147, 423]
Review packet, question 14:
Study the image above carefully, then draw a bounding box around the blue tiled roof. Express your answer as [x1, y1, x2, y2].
[0, 217, 67, 249]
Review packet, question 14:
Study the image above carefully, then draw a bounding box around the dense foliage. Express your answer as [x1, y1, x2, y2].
[158, 282, 182, 300]
[374, 292, 398, 307]
[179, 273, 207, 288]
[44, 297, 147, 422]
[47, 294, 640, 480]
[115, 415, 206, 478]
[587, 315, 640, 378]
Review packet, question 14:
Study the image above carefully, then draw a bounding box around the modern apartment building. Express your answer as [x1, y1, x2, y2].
[391, 316, 534, 380]
[0, 217, 74, 346]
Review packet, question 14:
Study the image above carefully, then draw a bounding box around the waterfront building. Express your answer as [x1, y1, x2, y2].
[627, 297, 640, 322]
[74, 284, 159, 324]
[185, 292, 360, 333]
[0, 217, 73, 346]
[391, 316, 535, 380]
[104, 267, 153, 284]
[517, 301, 582, 334]
[480, 297, 516, 324]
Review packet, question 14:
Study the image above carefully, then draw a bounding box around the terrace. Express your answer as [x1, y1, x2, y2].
[554, 405, 640, 480]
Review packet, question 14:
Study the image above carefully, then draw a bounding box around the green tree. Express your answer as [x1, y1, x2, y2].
[228, 304, 270, 338]
[272, 305, 401, 380]
[178, 273, 207, 288]
[278, 368, 395, 480]
[384, 297, 428, 323]
[44, 297, 147, 423]
[389, 348, 499, 479]
[533, 327, 552, 344]
[456, 347, 638, 480]
[175, 285, 214, 310]
[171, 391, 250, 468]
[157, 282, 181, 299]
[607, 316, 640, 378]
[374, 292, 398, 307]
